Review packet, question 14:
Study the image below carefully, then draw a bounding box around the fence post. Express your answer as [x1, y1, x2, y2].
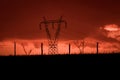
[96, 42, 99, 54]
[41, 43, 43, 55]
[69, 43, 71, 55]
[14, 41, 16, 56]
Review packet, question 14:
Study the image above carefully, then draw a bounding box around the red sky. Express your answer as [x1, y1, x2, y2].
[0, 0, 120, 55]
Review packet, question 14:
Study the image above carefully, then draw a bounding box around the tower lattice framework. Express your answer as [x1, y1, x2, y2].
[39, 16, 67, 54]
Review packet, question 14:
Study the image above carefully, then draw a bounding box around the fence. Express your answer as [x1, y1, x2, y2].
[0, 41, 119, 56]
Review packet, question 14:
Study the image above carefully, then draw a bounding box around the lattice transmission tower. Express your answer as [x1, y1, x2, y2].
[39, 16, 67, 54]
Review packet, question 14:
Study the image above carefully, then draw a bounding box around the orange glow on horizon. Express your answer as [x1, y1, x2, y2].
[0, 38, 120, 56]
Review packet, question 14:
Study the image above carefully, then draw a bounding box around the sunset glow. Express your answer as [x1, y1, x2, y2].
[0, 37, 120, 56]
[0, 0, 120, 56]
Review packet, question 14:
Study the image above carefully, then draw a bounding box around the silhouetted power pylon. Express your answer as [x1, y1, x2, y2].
[39, 16, 67, 54]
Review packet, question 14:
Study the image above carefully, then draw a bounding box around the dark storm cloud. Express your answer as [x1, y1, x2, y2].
[0, 0, 120, 41]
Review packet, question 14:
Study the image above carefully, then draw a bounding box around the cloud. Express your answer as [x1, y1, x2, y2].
[87, 24, 120, 44]
[100, 24, 120, 42]
[104, 24, 119, 31]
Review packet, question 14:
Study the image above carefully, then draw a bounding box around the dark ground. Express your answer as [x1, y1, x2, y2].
[0, 53, 120, 65]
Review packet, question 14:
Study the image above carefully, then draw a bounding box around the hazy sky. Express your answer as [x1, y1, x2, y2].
[0, 0, 120, 41]
[1, 0, 120, 55]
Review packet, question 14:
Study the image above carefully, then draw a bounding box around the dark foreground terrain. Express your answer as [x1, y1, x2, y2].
[0, 53, 120, 64]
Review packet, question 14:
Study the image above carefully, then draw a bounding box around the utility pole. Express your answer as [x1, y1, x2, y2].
[41, 43, 43, 55]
